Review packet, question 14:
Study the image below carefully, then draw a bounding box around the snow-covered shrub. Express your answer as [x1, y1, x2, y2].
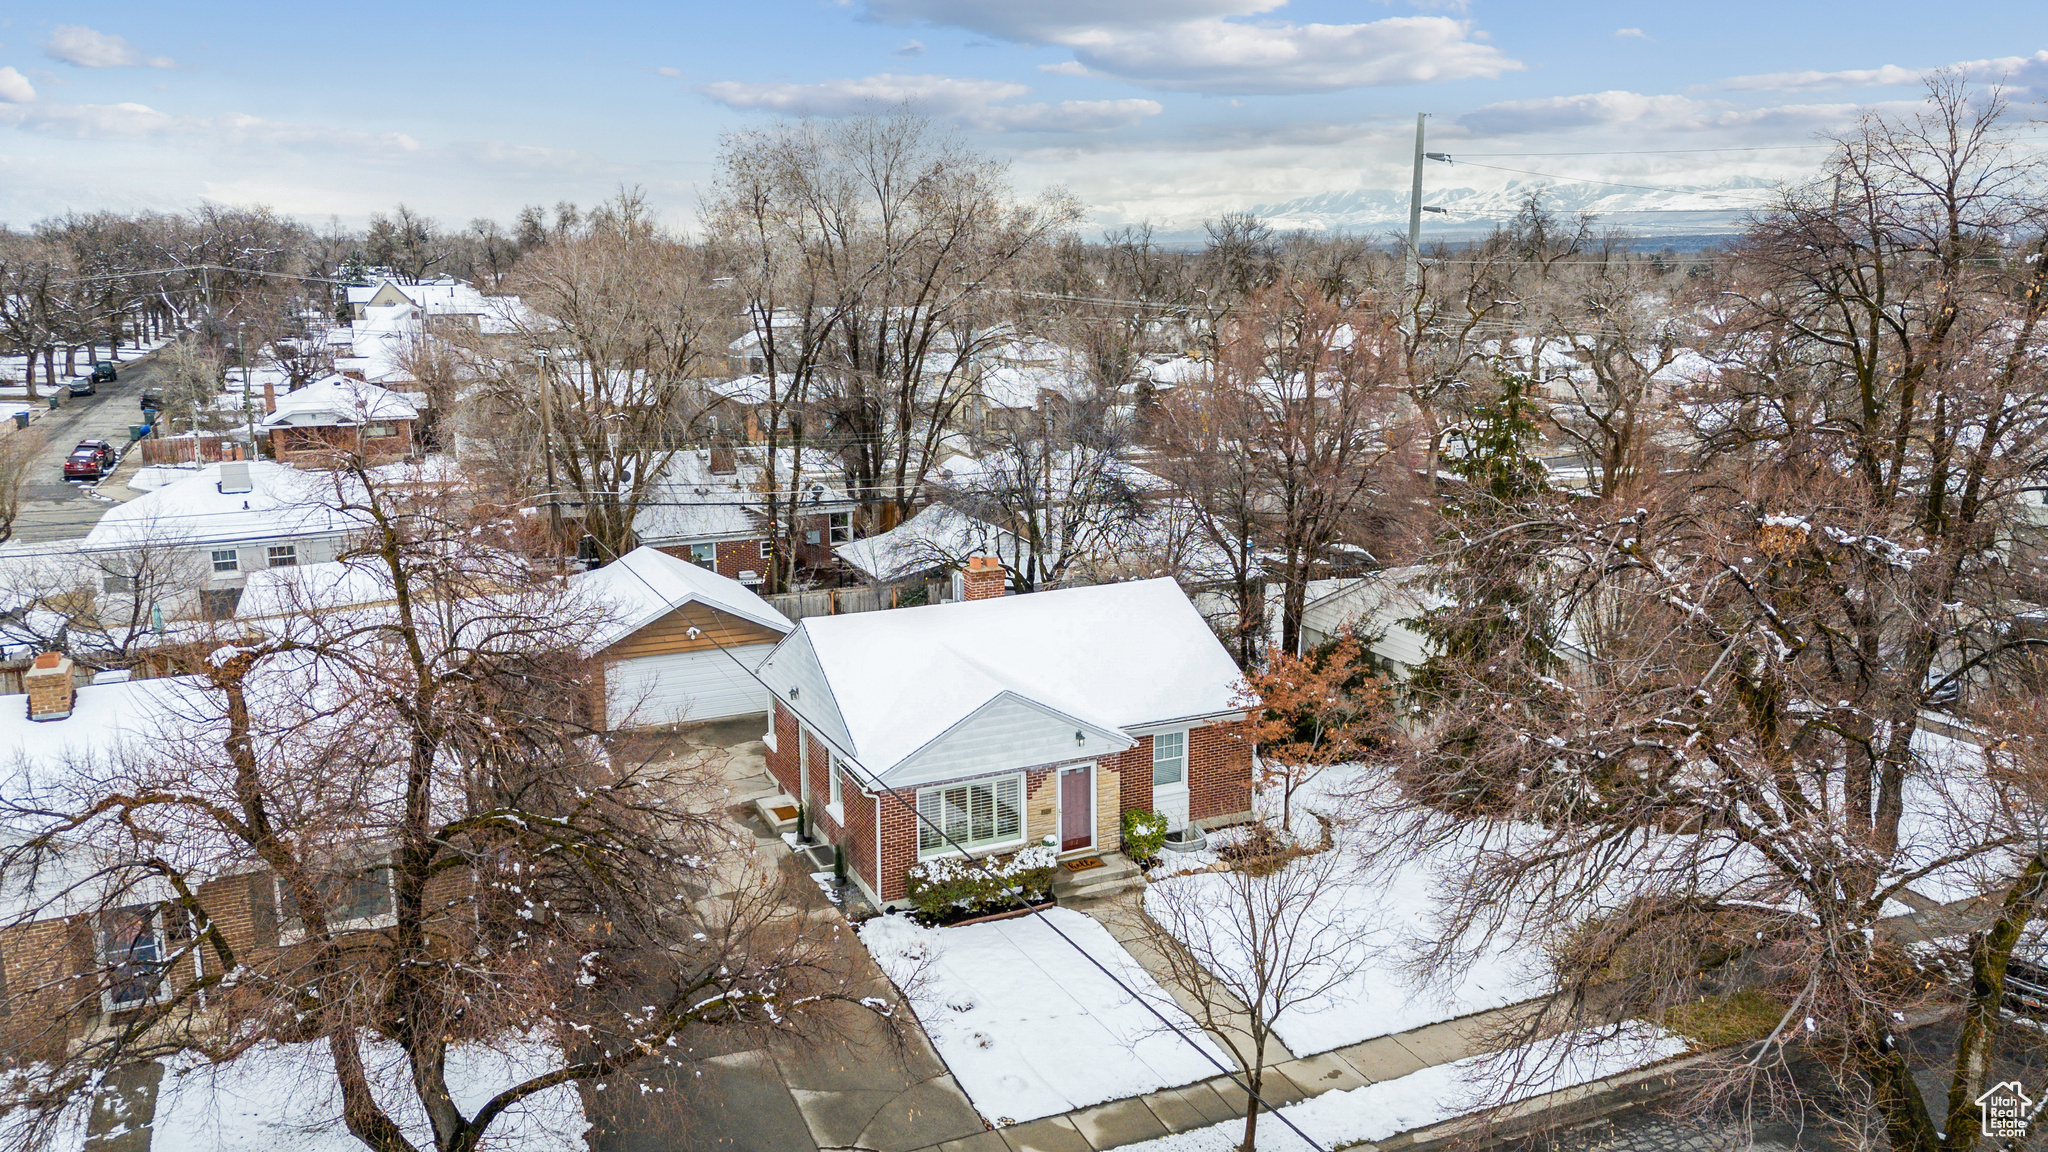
[904, 844, 1057, 920]
[1120, 809, 1168, 864]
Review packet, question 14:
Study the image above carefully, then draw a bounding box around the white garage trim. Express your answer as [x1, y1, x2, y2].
[607, 644, 776, 728]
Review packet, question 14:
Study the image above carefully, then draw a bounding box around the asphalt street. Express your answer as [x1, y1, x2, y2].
[9, 349, 167, 543]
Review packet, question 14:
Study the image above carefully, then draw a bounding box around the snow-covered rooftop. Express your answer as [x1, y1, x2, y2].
[260, 375, 418, 429]
[572, 545, 792, 653]
[83, 461, 371, 551]
[759, 578, 1244, 775]
[632, 448, 855, 546]
[833, 504, 1023, 583]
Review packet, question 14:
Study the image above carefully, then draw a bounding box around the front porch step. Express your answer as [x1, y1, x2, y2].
[1053, 850, 1143, 900]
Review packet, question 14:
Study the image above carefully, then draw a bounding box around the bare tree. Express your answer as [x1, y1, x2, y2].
[932, 391, 1144, 591]
[1379, 76, 2048, 1150]
[1141, 845, 1361, 1152]
[0, 429, 44, 547]
[0, 459, 877, 1152]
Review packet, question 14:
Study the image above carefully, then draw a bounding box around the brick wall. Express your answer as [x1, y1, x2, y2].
[877, 797, 920, 903]
[1189, 719, 1254, 822]
[1111, 737, 1154, 821]
[768, 701, 800, 797]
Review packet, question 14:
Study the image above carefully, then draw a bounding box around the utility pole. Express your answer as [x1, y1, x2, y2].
[1405, 113, 1428, 290]
[538, 349, 562, 550]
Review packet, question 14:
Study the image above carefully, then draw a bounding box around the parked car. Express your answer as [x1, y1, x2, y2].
[89, 361, 117, 383]
[138, 390, 163, 412]
[62, 439, 117, 480]
[67, 376, 96, 397]
[2006, 953, 2048, 1017]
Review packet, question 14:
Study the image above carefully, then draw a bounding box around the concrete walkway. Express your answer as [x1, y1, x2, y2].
[696, 725, 1551, 1152]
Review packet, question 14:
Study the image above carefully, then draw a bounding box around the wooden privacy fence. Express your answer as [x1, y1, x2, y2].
[139, 435, 240, 465]
[766, 580, 948, 622]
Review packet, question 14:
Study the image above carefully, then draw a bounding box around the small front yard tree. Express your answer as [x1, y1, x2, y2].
[1235, 634, 1389, 835]
[1141, 846, 1360, 1152]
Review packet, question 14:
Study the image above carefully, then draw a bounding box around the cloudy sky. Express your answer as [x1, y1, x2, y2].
[1, 1, 2044, 233]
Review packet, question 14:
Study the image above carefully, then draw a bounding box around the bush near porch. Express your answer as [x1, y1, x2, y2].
[905, 844, 1057, 922]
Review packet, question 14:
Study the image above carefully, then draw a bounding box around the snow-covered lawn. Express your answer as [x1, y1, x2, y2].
[861, 908, 1231, 1125]
[1, 1033, 585, 1152]
[1113, 1022, 1687, 1152]
[1146, 769, 1552, 1058]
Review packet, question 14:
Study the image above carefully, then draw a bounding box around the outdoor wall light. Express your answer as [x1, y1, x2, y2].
[1074, 730, 1085, 745]
[788, 687, 800, 700]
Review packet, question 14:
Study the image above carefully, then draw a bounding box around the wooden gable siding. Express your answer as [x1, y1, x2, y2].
[601, 601, 783, 662]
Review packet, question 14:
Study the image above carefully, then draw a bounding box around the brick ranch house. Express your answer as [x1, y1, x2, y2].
[0, 656, 421, 1064]
[633, 447, 858, 587]
[756, 558, 1254, 908]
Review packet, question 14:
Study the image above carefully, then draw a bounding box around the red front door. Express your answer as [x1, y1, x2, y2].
[1060, 765, 1093, 853]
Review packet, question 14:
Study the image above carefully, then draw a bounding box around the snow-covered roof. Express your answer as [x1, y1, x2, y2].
[833, 504, 1024, 583]
[235, 558, 399, 620]
[83, 461, 371, 551]
[633, 448, 855, 546]
[572, 545, 792, 653]
[757, 579, 1244, 779]
[260, 375, 418, 429]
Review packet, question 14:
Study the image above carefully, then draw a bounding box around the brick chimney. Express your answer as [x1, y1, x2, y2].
[24, 652, 75, 722]
[263, 379, 277, 415]
[963, 555, 1005, 601]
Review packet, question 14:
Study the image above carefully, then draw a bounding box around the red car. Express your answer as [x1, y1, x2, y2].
[63, 439, 116, 481]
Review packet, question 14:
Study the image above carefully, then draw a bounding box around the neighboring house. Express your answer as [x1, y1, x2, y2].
[633, 448, 859, 586]
[260, 375, 419, 465]
[833, 504, 1027, 586]
[82, 461, 373, 621]
[0, 659, 322, 1062]
[756, 565, 1253, 908]
[1296, 568, 1438, 676]
[573, 546, 793, 728]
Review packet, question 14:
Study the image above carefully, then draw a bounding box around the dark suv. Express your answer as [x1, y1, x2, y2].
[62, 439, 117, 481]
[139, 390, 164, 412]
[89, 361, 117, 383]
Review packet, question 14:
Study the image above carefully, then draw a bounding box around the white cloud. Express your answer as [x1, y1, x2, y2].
[654, 66, 682, 78]
[702, 72, 1027, 117]
[44, 25, 175, 69]
[0, 66, 34, 103]
[1455, 89, 1870, 139]
[701, 71, 1159, 132]
[0, 99, 423, 154]
[864, 0, 1283, 41]
[894, 39, 926, 57]
[1613, 28, 1651, 41]
[1062, 16, 1520, 94]
[969, 98, 1163, 131]
[862, 0, 1517, 94]
[1720, 50, 2048, 93]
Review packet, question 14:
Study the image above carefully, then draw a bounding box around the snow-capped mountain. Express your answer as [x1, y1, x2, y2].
[1248, 176, 1782, 239]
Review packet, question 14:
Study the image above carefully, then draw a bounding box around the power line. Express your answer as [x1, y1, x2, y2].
[1449, 146, 1828, 157]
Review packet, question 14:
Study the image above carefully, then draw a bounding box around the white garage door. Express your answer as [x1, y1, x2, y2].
[607, 644, 776, 728]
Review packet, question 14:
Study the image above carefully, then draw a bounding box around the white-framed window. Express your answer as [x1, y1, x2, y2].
[99, 904, 170, 1012]
[829, 511, 852, 543]
[828, 754, 844, 814]
[211, 548, 239, 573]
[688, 542, 715, 568]
[267, 545, 298, 568]
[916, 775, 1023, 857]
[279, 852, 397, 941]
[366, 422, 394, 438]
[759, 540, 774, 559]
[1152, 731, 1186, 787]
[102, 575, 134, 594]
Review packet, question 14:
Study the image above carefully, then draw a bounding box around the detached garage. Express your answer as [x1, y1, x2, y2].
[577, 546, 794, 729]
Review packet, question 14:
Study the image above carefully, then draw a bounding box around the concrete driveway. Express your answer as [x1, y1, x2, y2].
[583, 716, 994, 1152]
